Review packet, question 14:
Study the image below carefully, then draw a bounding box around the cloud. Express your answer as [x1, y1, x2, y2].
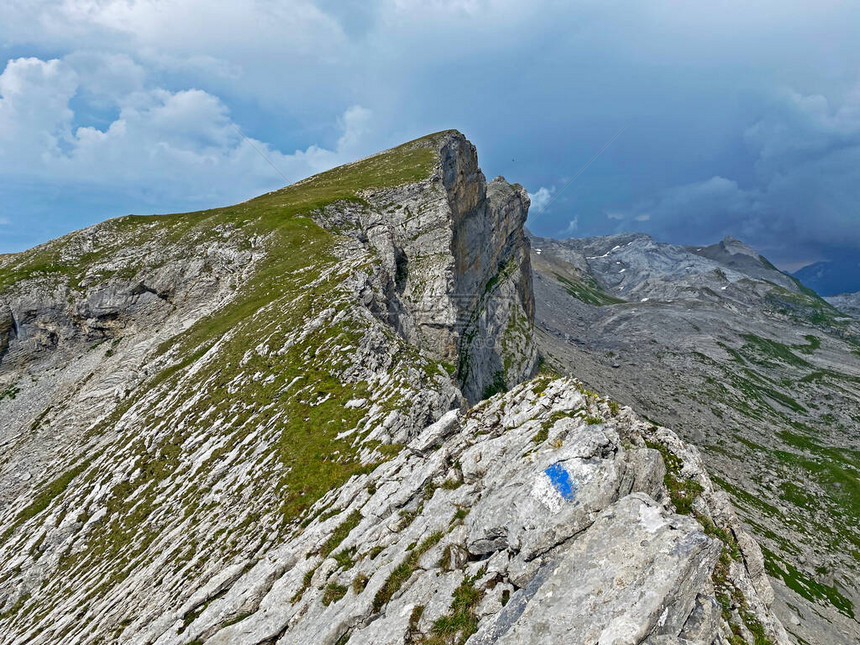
[561, 216, 579, 236]
[1, 0, 860, 264]
[0, 58, 78, 161]
[0, 56, 374, 208]
[619, 86, 860, 258]
[527, 186, 555, 215]
[617, 175, 764, 244]
[0, 0, 352, 116]
[744, 88, 860, 171]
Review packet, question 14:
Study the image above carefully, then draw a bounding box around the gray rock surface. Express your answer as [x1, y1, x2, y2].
[494, 493, 720, 644]
[0, 133, 786, 644]
[532, 231, 860, 644]
[93, 378, 789, 645]
[827, 291, 860, 318]
[314, 134, 538, 403]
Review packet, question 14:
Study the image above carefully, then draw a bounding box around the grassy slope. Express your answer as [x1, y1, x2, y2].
[554, 272, 625, 306]
[693, 331, 860, 621]
[0, 132, 456, 638]
[0, 133, 440, 293]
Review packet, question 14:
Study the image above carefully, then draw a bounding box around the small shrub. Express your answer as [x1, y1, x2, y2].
[352, 574, 369, 594]
[323, 582, 348, 606]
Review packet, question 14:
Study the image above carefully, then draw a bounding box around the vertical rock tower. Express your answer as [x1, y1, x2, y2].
[316, 130, 538, 402]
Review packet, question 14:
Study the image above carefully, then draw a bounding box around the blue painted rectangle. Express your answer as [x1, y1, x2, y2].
[544, 463, 577, 501]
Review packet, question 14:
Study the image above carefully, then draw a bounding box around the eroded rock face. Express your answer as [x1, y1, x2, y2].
[314, 132, 538, 403]
[129, 378, 787, 645]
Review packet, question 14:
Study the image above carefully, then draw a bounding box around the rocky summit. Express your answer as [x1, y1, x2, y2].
[1, 132, 789, 644]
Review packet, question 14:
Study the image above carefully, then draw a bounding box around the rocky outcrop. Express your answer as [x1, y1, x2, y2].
[122, 378, 786, 645]
[0, 133, 786, 644]
[532, 232, 860, 644]
[826, 291, 860, 318]
[0, 301, 14, 362]
[314, 132, 537, 402]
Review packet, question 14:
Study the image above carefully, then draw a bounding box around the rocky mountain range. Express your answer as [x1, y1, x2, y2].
[0, 131, 804, 644]
[531, 231, 860, 645]
[793, 257, 860, 298]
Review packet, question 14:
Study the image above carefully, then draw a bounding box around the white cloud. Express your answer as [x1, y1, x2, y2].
[0, 56, 375, 207]
[336, 105, 373, 153]
[1, 1, 347, 57]
[65, 52, 147, 101]
[0, 0, 353, 112]
[0, 57, 78, 162]
[527, 186, 555, 214]
[561, 216, 579, 236]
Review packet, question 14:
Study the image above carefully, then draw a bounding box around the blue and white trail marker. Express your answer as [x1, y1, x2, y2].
[531, 462, 579, 513]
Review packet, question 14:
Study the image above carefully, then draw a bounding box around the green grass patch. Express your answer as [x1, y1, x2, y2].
[765, 286, 845, 329]
[646, 440, 703, 515]
[531, 427, 549, 445]
[1, 459, 91, 545]
[320, 511, 362, 559]
[554, 273, 625, 306]
[793, 335, 821, 355]
[711, 475, 782, 519]
[373, 532, 443, 612]
[291, 568, 317, 604]
[333, 547, 357, 570]
[426, 574, 484, 644]
[0, 384, 20, 401]
[322, 582, 348, 606]
[739, 333, 810, 368]
[774, 437, 860, 521]
[762, 546, 854, 619]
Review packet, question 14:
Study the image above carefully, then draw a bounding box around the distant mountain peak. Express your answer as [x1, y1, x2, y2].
[794, 257, 860, 297]
[718, 235, 761, 259]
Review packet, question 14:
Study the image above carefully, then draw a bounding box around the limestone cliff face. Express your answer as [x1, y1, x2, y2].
[314, 130, 538, 403]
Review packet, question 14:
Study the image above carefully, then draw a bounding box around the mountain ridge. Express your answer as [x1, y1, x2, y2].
[531, 230, 860, 644]
[1, 133, 789, 644]
[793, 257, 860, 298]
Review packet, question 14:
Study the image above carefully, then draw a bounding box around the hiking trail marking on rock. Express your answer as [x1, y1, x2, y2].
[531, 462, 579, 513]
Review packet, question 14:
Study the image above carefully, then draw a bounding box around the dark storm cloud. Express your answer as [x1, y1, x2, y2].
[0, 0, 858, 270]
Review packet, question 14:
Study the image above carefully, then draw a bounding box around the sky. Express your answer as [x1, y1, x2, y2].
[1, 1, 858, 271]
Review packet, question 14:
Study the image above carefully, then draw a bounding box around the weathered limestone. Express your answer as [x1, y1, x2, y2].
[315, 132, 538, 402]
[0, 133, 788, 645]
[157, 378, 789, 645]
